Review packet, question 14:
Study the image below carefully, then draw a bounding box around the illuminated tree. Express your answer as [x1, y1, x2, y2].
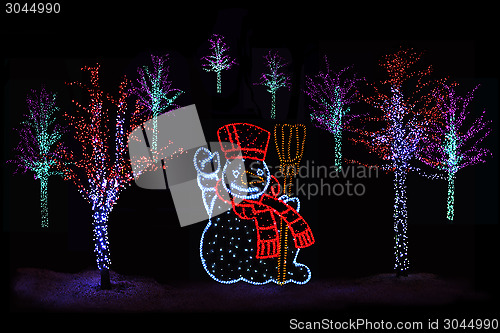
[201, 34, 237, 94]
[419, 83, 492, 221]
[350, 48, 443, 276]
[254, 49, 291, 119]
[64, 65, 144, 289]
[304, 55, 364, 169]
[132, 54, 183, 161]
[9, 87, 67, 228]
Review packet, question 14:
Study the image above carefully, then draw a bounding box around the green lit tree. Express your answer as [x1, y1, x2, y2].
[254, 49, 291, 119]
[201, 34, 237, 94]
[9, 86, 67, 228]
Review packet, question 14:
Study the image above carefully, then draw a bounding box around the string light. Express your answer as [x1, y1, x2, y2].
[419, 83, 492, 221]
[254, 50, 291, 119]
[195, 123, 314, 285]
[349, 48, 443, 276]
[201, 34, 237, 94]
[304, 55, 364, 169]
[8, 86, 67, 228]
[64, 65, 145, 280]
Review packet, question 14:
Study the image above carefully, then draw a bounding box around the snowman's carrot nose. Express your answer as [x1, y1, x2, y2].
[246, 170, 265, 185]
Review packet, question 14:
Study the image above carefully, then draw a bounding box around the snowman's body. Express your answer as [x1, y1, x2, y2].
[195, 146, 311, 285]
[200, 209, 280, 284]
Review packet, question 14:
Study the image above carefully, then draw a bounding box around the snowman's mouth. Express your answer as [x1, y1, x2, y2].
[230, 183, 260, 193]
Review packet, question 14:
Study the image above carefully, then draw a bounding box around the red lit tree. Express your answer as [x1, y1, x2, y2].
[349, 48, 443, 276]
[63, 64, 144, 289]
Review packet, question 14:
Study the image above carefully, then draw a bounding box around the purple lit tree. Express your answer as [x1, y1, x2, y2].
[9, 87, 67, 228]
[350, 48, 443, 276]
[64, 65, 144, 289]
[132, 54, 184, 161]
[304, 55, 364, 169]
[419, 83, 492, 221]
[201, 34, 237, 94]
[254, 49, 291, 119]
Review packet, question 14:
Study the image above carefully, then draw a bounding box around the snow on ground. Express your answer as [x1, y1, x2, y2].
[10, 268, 488, 313]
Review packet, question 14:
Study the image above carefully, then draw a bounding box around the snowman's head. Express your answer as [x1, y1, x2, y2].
[222, 158, 270, 199]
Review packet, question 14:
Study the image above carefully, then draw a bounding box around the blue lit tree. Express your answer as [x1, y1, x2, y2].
[304, 55, 364, 169]
[64, 65, 145, 289]
[201, 34, 237, 94]
[350, 49, 443, 276]
[254, 49, 291, 119]
[9, 87, 67, 228]
[133, 54, 184, 161]
[419, 83, 492, 221]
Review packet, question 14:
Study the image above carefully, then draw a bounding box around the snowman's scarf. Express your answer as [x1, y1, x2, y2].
[215, 176, 315, 259]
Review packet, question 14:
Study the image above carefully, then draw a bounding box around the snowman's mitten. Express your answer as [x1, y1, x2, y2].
[279, 195, 300, 212]
[194, 147, 220, 176]
[194, 147, 220, 191]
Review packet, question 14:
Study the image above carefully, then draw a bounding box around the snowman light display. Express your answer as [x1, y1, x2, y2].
[194, 123, 315, 285]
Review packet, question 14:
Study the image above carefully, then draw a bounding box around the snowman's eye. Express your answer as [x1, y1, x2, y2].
[232, 169, 240, 178]
[256, 168, 264, 176]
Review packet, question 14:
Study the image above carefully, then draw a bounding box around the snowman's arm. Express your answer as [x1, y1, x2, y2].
[194, 147, 221, 192]
[193, 147, 223, 217]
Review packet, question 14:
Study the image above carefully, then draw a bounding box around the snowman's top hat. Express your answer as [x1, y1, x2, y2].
[217, 123, 270, 161]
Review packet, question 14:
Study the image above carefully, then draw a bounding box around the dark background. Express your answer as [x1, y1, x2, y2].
[2, 4, 498, 315]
